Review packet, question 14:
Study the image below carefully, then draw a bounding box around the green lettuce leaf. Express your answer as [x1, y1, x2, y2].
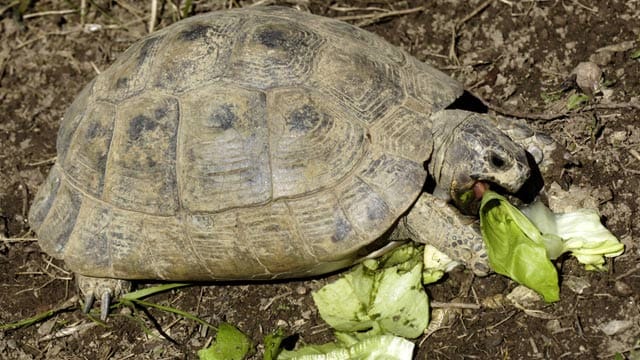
[263, 328, 286, 360]
[479, 191, 560, 302]
[198, 322, 253, 360]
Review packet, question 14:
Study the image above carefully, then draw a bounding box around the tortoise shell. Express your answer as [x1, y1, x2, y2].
[28, 6, 463, 280]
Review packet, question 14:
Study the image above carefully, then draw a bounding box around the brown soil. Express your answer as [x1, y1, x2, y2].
[1, 1, 639, 359]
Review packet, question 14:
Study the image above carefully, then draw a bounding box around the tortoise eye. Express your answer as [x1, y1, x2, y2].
[489, 153, 507, 169]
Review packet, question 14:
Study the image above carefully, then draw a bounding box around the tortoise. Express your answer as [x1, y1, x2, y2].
[28, 6, 558, 317]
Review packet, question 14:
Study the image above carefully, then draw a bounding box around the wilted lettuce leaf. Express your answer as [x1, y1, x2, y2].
[520, 199, 624, 270]
[310, 265, 377, 333]
[276, 334, 414, 360]
[422, 244, 459, 284]
[312, 244, 429, 339]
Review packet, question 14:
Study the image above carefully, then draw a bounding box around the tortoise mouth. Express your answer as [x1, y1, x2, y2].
[451, 180, 494, 215]
[473, 181, 489, 199]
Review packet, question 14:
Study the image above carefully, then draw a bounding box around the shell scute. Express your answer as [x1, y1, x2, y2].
[94, 35, 164, 102]
[310, 47, 404, 124]
[228, 18, 325, 89]
[178, 84, 271, 213]
[369, 106, 433, 163]
[61, 102, 115, 197]
[403, 57, 464, 114]
[267, 87, 368, 199]
[57, 80, 94, 162]
[103, 93, 180, 215]
[33, 173, 82, 258]
[150, 17, 242, 93]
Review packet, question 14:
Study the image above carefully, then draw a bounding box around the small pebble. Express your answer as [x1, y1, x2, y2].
[506, 285, 542, 308]
[36, 318, 57, 336]
[84, 23, 103, 32]
[589, 51, 613, 66]
[6, 339, 17, 350]
[485, 334, 503, 347]
[600, 320, 633, 336]
[608, 130, 628, 146]
[547, 182, 599, 212]
[573, 61, 602, 95]
[295, 286, 307, 295]
[425, 308, 458, 335]
[545, 319, 562, 333]
[189, 338, 202, 348]
[564, 275, 591, 295]
[301, 310, 312, 320]
[481, 294, 506, 309]
[119, 307, 133, 316]
[276, 319, 289, 328]
[152, 345, 165, 356]
[614, 280, 633, 296]
[46, 344, 63, 358]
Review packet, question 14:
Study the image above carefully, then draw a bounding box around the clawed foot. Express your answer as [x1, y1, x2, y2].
[77, 275, 132, 320]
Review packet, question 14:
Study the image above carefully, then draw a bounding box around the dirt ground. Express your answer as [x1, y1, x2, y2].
[1, 0, 639, 359]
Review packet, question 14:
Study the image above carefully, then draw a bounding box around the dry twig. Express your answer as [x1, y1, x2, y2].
[80, 0, 86, 25]
[0, 1, 20, 17]
[115, 0, 145, 18]
[329, 5, 388, 12]
[41, 321, 97, 341]
[23, 9, 77, 19]
[615, 263, 640, 281]
[149, 0, 158, 33]
[0, 236, 38, 242]
[470, 90, 640, 121]
[449, 0, 495, 63]
[15, 30, 79, 50]
[259, 291, 292, 311]
[430, 301, 481, 310]
[26, 156, 57, 167]
[335, 7, 424, 27]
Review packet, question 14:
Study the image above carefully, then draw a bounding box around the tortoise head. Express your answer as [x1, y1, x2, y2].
[429, 110, 530, 214]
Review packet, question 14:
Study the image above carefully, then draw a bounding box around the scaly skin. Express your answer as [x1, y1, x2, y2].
[395, 193, 490, 276]
[397, 110, 564, 275]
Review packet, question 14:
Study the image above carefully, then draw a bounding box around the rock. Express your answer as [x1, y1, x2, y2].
[614, 280, 633, 296]
[506, 286, 543, 308]
[600, 320, 633, 336]
[563, 275, 591, 295]
[573, 61, 603, 95]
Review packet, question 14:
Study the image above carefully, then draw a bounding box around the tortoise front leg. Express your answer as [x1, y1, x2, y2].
[394, 193, 490, 276]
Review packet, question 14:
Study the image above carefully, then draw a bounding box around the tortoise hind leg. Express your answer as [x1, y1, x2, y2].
[77, 275, 131, 320]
